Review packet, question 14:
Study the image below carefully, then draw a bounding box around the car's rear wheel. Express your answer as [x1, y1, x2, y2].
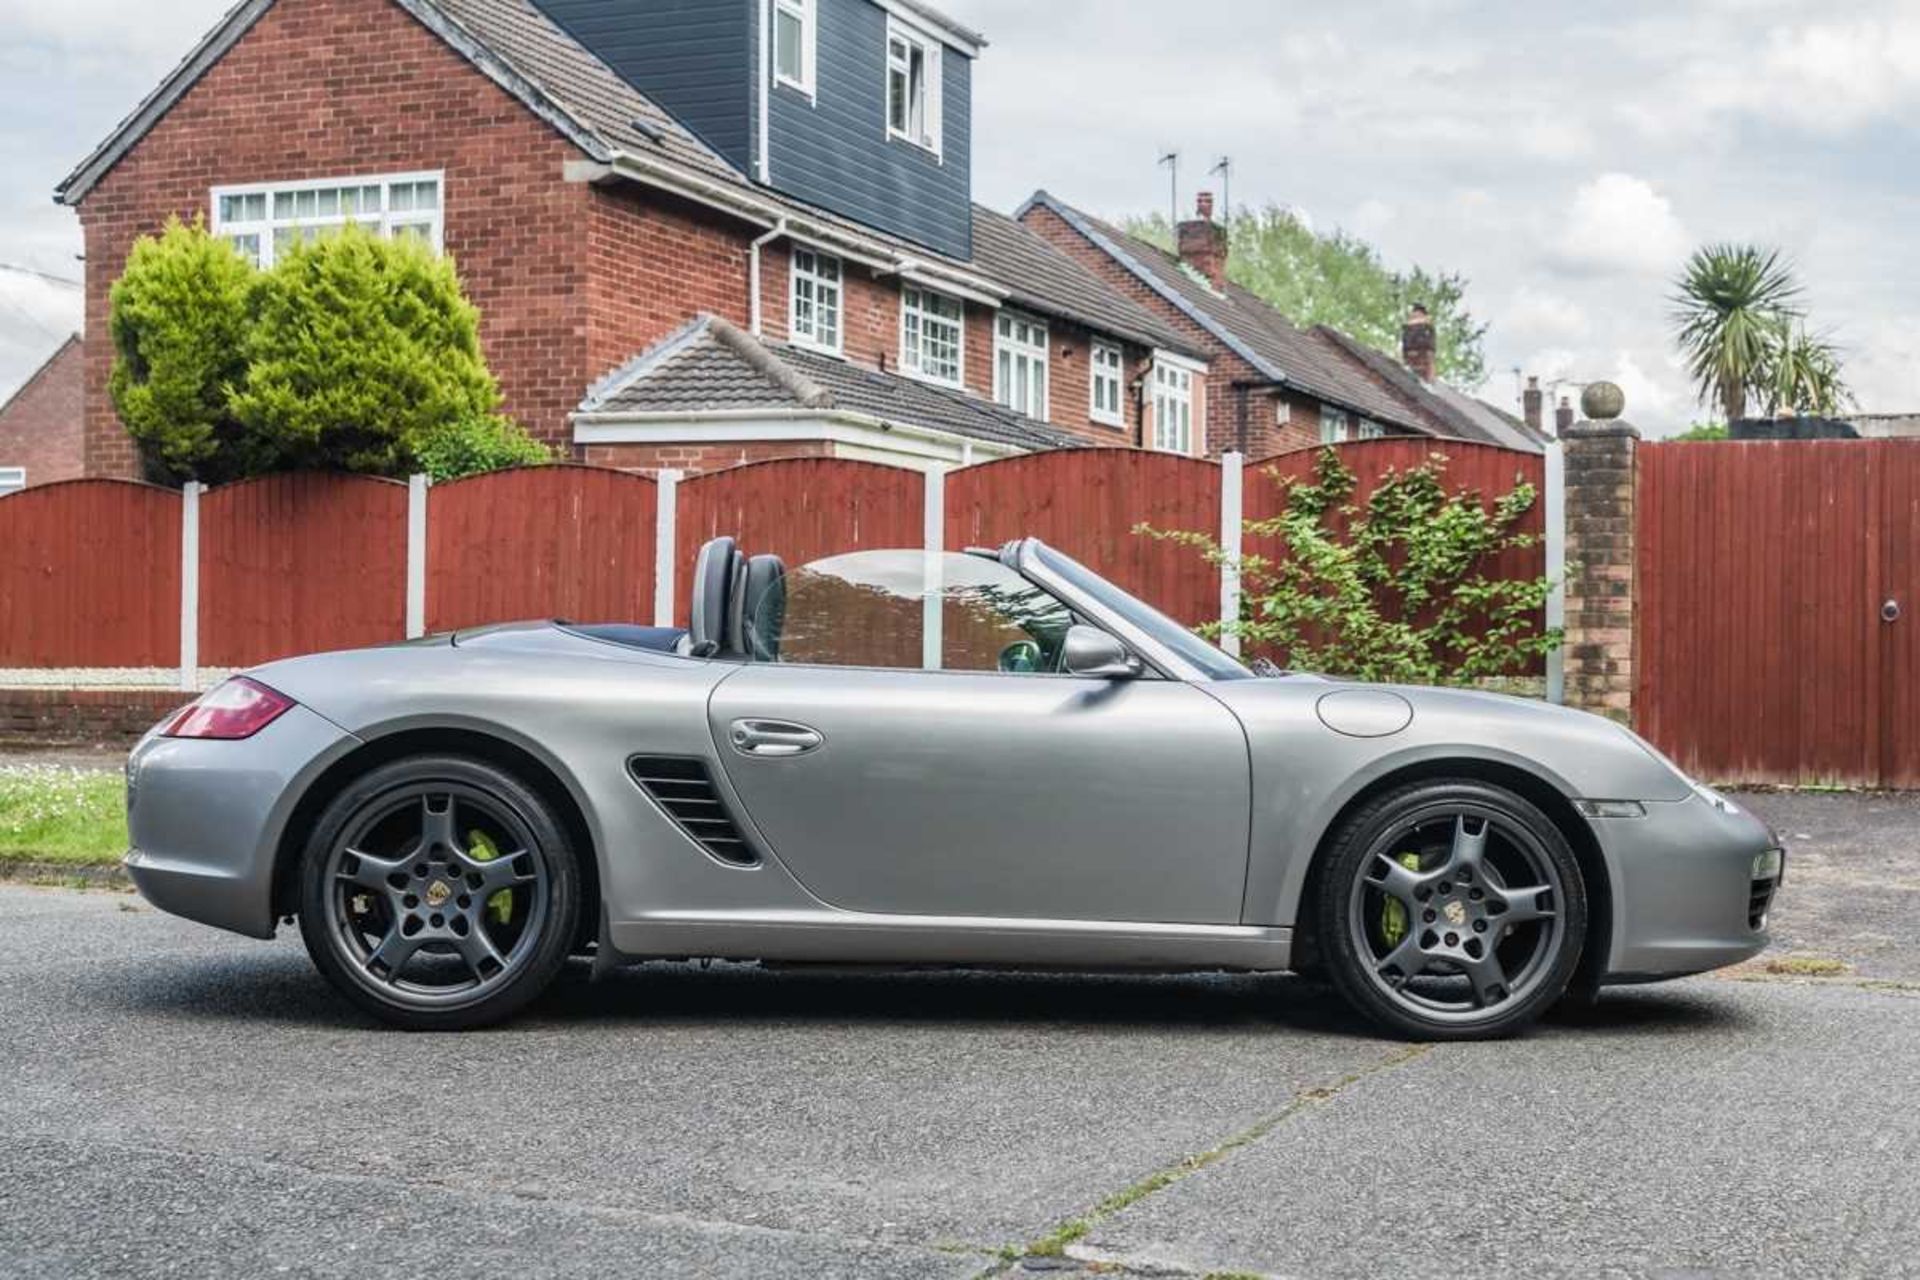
[297, 755, 580, 1030]
[1316, 779, 1586, 1041]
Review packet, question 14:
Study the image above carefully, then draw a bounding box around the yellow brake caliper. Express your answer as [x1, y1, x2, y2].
[467, 829, 514, 926]
[1380, 852, 1423, 946]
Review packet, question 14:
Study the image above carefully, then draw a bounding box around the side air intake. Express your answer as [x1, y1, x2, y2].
[626, 756, 757, 866]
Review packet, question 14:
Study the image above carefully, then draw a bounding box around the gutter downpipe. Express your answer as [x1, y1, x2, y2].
[749, 219, 789, 336]
[756, 0, 771, 183]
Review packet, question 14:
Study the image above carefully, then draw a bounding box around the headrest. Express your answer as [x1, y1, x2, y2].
[689, 536, 737, 655]
[741, 554, 787, 661]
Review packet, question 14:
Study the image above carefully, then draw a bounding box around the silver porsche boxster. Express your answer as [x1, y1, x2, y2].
[124, 536, 1782, 1038]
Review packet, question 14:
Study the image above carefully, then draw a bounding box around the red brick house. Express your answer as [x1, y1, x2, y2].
[56, 0, 1215, 476]
[0, 334, 85, 492]
[1020, 191, 1545, 456]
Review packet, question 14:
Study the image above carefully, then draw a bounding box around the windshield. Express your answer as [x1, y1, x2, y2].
[1028, 542, 1252, 681]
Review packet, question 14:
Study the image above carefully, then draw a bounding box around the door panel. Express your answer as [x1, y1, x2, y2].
[708, 665, 1252, 923]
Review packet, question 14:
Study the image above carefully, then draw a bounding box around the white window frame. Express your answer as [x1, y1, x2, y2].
[209, 170, 444, 268]
[885, 17, 943, 157]
[788, 246, 843, 354]
[771, 0, 815, 97]
[899, 285, 964, 387]
[1274, 397, 1292, 426]
[1320, 405, 1351, 443]
[1357, 418, 1386, 439]
[993, 312, 1049, 421]
[0, 467, 24, 495]
[1150, 356, 1199, 455]
[1089, 341, 1125, 427]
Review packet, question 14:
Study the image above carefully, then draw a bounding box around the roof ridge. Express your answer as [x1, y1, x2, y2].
[707, 318, 833, 409]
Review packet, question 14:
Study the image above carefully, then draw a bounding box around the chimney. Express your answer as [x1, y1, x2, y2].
[1177, 191, 1228, 289]
[1555, 395, 1575, 434]
[1401, 304, 1436, 382]
[1523, 376, 1543, 434]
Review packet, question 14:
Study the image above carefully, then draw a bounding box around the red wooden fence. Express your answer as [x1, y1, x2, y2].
[429, 465, 656, 632]
[0, 441, 1550, 675]
[199, 473, 408, 667]
[674, 458, 924, 627]
[947, 448, 1222, 627]
[1636, 440, 1919, 787]
[0, 480, 180, 667]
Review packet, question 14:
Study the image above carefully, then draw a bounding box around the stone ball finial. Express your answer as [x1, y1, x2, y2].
[1581, 381, 1625, 420]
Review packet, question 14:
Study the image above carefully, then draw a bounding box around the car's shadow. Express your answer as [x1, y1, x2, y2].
[93, 946, 1755, 1041]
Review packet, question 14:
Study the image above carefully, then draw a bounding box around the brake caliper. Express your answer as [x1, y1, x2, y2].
[467, 829, 514, 926]
[1380, 852, 1422, 946]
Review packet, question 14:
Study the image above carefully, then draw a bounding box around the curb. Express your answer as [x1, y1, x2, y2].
[0, 858, 132, 890]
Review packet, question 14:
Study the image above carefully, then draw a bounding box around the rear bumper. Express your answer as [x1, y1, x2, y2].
[124, 705, 358, 939]
[1596, 790, 1782, 981]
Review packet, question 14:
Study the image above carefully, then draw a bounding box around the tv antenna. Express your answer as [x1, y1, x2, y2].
[1158, 150, 1180, 226]
[1208, 156, 1232, 222]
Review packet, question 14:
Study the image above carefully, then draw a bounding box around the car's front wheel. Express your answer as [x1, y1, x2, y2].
[1316, 779, 1586, 1041]
[297, 755, 580, 1030]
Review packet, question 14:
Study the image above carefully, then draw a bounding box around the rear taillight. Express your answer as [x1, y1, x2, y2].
[161, 677, 295, 740]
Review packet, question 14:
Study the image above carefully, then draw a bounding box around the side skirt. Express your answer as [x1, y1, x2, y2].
[604, 910, 1293, 972]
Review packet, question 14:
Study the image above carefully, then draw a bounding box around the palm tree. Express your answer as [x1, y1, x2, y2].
[1762, 322, 1851, 418]
[1670, 244, 1803, 421]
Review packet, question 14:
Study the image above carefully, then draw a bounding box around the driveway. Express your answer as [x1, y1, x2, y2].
[2, 790, 1915, 1278]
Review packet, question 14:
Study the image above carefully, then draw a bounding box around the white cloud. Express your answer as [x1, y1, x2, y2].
[1550, 174, 1689, 277]
[1503, 286, 1590, 346]
[0, 0, 225, 59]
[1682, 14, 1920, 134]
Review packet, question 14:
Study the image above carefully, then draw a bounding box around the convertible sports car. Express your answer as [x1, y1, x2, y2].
[124, 536, 1783, 1038]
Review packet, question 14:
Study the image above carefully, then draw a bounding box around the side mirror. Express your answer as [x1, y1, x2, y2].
[1061, 624, 1142, 679]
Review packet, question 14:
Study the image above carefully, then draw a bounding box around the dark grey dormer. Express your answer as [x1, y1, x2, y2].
[531, 0, 976, 259]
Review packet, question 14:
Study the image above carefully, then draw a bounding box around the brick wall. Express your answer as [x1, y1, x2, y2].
[0, 336, 84, 487]
[1561, 420, 1638, 721]
[580, 439, 835, 475]
[73, 0, 594, 472]
[0, 688, 193, 747]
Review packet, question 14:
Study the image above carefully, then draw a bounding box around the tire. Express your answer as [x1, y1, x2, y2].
[1315, 779, 1586, 1041]
[297, 755, 582, 1031]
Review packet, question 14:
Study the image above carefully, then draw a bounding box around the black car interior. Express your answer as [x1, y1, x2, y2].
[565, 536, 785, 661]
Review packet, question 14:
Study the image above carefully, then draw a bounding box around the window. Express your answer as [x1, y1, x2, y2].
[0, 467, 23, 496]
[756, 550, 1075, 673]
[1319, 405, 1350, 443]
[886, 20, 941, 154]
[772, 0, 813, 95]
[901, 286, 963, 386]
[210, 172, 443, 268]
[1357, 418, 1386, 439]
[1274, 397, 1292, 426]
[1090, 342, 1125, 426]
[1151, 361, 1195, 454]
[789, 247, 842, 352]
[994, 313, 1049, 420]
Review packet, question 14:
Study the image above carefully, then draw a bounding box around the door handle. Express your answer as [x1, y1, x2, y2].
[1885, 599, 1903, 624]
[729, 718, 824, 757]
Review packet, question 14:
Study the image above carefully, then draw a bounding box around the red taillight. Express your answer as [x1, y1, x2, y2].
[162, 677, 295, 740]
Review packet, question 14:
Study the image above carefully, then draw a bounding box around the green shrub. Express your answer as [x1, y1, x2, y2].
[1142, 448, 1561, 685]
[230, 224, 504, 475]
[107, 219, 261, 482]
[412, 414, 550, 481]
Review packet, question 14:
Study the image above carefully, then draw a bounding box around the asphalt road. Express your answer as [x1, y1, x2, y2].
[2, 788, 1916, 1278]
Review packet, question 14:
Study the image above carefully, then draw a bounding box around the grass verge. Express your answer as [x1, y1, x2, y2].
[0, 764, 127, 868]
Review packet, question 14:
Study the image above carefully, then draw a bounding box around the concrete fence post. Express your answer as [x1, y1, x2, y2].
[922, 463, 946, 671]
[653, 469, 680, 628]
[178, 481, 202, 692]
[405, 474, 429, 639]
[1218, 450, 1244, 658]
[1560, 420, 1639, 723]
[1543, 440, 1566, 704]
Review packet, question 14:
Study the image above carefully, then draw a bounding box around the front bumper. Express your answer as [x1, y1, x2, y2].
[1594, 789, 1783, 981]
[124, 704, 357, 939]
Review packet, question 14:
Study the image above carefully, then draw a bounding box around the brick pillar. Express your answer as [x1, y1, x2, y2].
[1561, 420, 1638, 722]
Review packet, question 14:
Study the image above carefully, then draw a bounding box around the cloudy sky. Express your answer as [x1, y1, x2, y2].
[7, 0, 1920, 432]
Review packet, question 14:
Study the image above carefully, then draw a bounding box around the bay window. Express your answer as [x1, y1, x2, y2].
[1320, 405, 1351, 443]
